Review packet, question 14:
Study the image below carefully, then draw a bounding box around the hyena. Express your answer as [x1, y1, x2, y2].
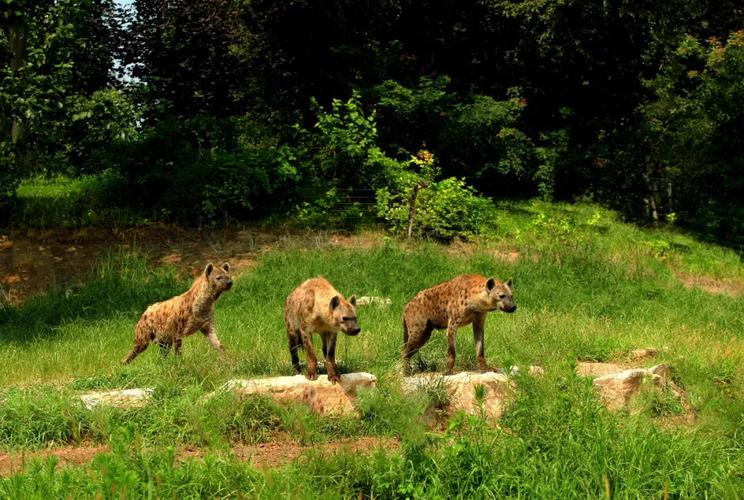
[122, 262, 233, 363]
[284, 277, 360, 383]
[402, 275, 516, 374]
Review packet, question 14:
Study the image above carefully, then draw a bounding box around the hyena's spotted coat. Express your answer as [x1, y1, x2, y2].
[122, 262, 233, 363]
[402, 274, 516, 374]
[284, 277, 360, 383]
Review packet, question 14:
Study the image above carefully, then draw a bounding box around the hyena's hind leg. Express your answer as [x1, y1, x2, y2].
[122, 343, 149, 364]
[122, 323, 153, 364]
[401, 319, 433, 375]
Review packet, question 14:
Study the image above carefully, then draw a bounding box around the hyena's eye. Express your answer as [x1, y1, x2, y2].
[498, 294, 506, 299]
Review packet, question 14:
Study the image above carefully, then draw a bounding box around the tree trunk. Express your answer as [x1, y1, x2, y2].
[8, 18, 27, 146]
[406, 181, 428, 239]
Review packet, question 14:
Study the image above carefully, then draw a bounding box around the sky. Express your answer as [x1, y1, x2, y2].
[114, 0, 135, 10]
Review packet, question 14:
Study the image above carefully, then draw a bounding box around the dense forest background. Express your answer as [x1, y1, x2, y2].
[1, 0, 742, 246]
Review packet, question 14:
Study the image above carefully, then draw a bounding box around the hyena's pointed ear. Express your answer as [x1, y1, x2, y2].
[204, 263, 214, 277]
[222, 262, 230, 273]
[330, 295, 341, 311]
[506, 277, 513, 290]
[349, 295, 357, 307]
[486, 278, 496, 291]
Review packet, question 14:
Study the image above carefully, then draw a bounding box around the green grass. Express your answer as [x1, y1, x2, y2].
[1, 376, 742, 498]
[0, 200, 743, 496]
[13, 172, 143, 229]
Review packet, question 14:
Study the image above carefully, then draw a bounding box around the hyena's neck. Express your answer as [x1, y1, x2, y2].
[185, 275, 217, 315]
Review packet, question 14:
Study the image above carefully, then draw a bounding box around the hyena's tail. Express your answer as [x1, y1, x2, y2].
[403, 318, 409, 344]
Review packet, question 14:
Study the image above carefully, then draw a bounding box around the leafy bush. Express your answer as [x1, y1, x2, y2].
[109, 114, 298, 224]
[292, 187, 369, 230]
[377, 152, 497, 241]
[288, 92, 406, 229]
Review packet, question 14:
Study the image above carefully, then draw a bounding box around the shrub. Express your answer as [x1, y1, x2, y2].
[377, 175, 496, 241]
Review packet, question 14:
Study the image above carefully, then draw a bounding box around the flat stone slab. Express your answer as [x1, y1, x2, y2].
[222, 372, 377, 416]
[576, 361, 629, 378]
[402, 371, 514, 419]
[80, 388, 154, 410]
[578, 363, 672, 411]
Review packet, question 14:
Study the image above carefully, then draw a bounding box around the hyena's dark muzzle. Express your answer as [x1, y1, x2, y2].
[501, 301, 517, 313]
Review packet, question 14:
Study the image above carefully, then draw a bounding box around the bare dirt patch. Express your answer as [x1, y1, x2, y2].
[0, 444, 108, 476]
[231, 436, 399, 469]
[0, 437, 399, 476]
[326, 230, 385, 250]
[676, 272, 743, 298]
[0, 226, 278, 304]
[0, 228, 401, 305]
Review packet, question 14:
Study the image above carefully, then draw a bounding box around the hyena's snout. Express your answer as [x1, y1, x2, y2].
[502, 300, 517, 313]
[342, 321, 361, 336]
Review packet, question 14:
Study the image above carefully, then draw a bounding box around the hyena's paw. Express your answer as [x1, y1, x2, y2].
[305, 370, 319, 381]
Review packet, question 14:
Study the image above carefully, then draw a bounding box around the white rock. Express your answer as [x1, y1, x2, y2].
[590, 364, 670, 410]
[576, 361, 628, 378]
[355, 296, 392, 307]
[80, 388, 154, 410]
[402, 371, 514, 419]
[222, 372, 377, 416]
[508, 365, 545, 377]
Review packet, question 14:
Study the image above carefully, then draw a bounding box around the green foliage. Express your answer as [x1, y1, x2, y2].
[2, 1, 742, 241]
[64, 88, 139, 175]
[13, 172, 139, 229]
[639, 30, 744, 245]
[378, 176, 496, 241]
[375, 77, 545, 197]
[292, 188, 369, 230]
[375, 150, 498, 241]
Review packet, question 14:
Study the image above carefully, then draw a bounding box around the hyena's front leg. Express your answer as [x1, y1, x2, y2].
[174, 338, 183, 356]
[322, 333, 339, 383]
[299, 328, 318, 380]
[158, 340, 172, 358]
[201, 324, 226, 357]
[472, 313, 493, 372]
[288, 328, 303, 374]
[446, 319, 459, 375]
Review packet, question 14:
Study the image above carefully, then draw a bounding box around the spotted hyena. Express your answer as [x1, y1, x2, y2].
[402, 275, 516, 374]
[122, 262, 233, 363]
[284, 277, 361, 383]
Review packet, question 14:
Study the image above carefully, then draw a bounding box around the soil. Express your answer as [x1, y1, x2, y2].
[0, 437, 399, 477]
[0, 227, 387, 305]
[676, 272, 743, 298]
[0, 444, 108, 476]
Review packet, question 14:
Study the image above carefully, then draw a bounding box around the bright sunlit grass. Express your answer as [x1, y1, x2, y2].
[0, 201, 742, 496]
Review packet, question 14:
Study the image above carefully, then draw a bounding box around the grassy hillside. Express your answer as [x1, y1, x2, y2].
[0, 201, 742, 497]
